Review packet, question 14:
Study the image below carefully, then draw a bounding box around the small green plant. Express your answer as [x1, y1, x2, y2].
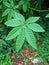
[5, 12, 45, 52]
[0, 39, 13, 65]
[0, 53, 13, 65]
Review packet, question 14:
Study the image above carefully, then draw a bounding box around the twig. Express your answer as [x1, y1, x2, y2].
[29, 7, 49, 12]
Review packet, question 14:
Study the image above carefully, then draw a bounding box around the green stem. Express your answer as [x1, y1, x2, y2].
[29, 7, 49, 12]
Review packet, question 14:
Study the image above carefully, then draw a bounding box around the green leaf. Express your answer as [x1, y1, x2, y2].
[6, 26, 21, 40]
[0, 0, 2, 2]
[19, 0, 24, 5]
[7, 10, 13, 20]
[26, 17, 40, 24]
[13, 12, 25, 23]
[7, 9, 15, 20]
[46, 13, 49, 18]
[0, 16, 2, 23]
[25, 27, 37, 49]
[23, 1, 29, 12]
[2, 9, 10, 17]
[5, 19, 22, 27]
[3, 2, 11, 8]
[27, 23, 45, 32]
[0, 5, 2, 9]
[10, 1, 14, 8]
[0, 39, 6, 45]
[16, 28, 25, 52]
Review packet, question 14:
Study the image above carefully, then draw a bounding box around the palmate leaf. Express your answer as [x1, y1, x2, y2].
[25, 27, 37, 49]
[26, 17, 40, 24]
[6, 26, 22, 40]
[5, 19, 22, 27]
[16, 28, 25, 52]
[4, 11, 45, 51]
[27, 23, 45, 32]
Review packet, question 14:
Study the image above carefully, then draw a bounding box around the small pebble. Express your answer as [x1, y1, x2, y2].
[31, 58, 41, 64]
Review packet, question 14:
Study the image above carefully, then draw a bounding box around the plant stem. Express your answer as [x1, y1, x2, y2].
[29, 7, 49, 12]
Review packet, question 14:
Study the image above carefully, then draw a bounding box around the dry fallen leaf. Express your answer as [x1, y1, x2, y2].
[30, 52, 38, 57]
[23, 49, 29, 56]
[11, 53, 16, 59]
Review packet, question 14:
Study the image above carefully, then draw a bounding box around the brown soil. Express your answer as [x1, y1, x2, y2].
[10, 48, 49, 65]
